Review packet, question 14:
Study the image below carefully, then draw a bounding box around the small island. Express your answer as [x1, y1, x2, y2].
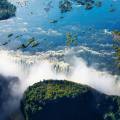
[112, 30, 120, 40]
[21, 80, 120, 120]
[0, 0, 16, 20]
[59, 0, 102, 13]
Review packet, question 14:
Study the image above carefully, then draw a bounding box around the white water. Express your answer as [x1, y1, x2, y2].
[0, 0, 119, 119]
[0, 49, 119, 96]
[0, 48, 119, 120]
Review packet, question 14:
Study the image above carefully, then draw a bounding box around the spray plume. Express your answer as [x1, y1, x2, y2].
[0, 49, 119, 120]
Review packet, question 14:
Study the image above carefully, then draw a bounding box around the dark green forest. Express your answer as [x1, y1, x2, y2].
[21, 80, 120, 120]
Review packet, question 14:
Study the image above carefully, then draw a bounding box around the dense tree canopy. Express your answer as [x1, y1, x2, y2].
[21, 80, 120, 120]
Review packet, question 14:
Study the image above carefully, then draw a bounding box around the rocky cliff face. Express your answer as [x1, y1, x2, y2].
[0, 0, 16, 20]
[21, 80, 120, 120]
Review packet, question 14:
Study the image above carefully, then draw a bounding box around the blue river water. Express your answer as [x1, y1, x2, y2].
[0, 0, 120, 73]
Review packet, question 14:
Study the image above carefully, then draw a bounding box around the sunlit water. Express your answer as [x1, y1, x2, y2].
[0, 0, 120, 72]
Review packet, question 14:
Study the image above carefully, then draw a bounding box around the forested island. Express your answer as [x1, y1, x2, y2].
[21, 80, 120, 120]
[0, 0, 16, 20]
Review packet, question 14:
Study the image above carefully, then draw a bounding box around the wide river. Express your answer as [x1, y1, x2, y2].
[0, 1, 120, 119]
[0, 0, 118, 73]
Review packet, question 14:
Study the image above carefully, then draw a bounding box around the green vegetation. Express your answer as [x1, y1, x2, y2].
[17, 37, 40, 49]
[22, 80, 88, 113]
[21, 80, 120, 120]
[0, 0, 16, 20]
[112, 30, 120, 70]
[66, 32, 78, 46]
[114, 46, 120, 69]
[26, 80, 88, 100]
[112, 30, 120, 37]
[31, 41, 40, 48]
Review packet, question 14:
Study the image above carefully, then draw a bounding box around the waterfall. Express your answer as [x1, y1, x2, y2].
[0, 48, 120, 120]
[0, 49, 72, 77]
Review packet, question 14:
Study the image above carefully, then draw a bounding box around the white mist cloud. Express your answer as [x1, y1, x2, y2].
[0, 50, 119, 95]
[0, 51, 24, 79]
[20, 56, 120, 96]
[0, 49, 120, 120]
[69, 57, 120, 95]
